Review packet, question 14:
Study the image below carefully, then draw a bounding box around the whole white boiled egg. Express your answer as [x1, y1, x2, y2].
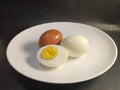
[60, 35, 89, 57]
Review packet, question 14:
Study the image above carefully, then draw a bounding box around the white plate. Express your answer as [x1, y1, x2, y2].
[6, 22, 118, 84]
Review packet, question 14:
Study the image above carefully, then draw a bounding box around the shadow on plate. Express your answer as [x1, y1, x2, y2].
[22, 41, 58, 71]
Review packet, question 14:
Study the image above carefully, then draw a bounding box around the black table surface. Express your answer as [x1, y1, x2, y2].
[0, 0, 120, 90]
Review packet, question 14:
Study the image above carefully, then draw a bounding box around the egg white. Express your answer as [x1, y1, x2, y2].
[36, 45, 68, 67]
[61, 35, 89, 57]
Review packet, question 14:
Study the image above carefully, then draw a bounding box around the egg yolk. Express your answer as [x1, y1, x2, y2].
[41, 46, 58, 60]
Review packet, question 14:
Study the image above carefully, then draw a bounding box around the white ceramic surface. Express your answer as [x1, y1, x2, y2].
[6, 22, 118, 84]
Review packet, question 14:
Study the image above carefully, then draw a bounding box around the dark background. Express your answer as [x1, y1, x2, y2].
[0, 0, 120, 90]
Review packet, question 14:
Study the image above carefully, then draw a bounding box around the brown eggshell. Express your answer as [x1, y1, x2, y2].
[39, 29, 63, 47]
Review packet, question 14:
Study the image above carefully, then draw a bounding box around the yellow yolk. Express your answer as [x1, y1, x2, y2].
[41, 46, 58, 60]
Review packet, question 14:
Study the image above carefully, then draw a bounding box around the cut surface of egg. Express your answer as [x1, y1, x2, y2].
[60, 35, 89, 57]
[37, 45, 68, 67]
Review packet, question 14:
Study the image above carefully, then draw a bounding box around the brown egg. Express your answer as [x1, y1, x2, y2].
[39, 29, 63, 47]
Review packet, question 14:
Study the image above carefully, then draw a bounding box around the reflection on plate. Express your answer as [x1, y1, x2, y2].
[6, 22, 118, 84]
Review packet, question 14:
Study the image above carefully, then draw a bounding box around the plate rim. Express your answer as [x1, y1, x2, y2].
[6, 22, 118, 84]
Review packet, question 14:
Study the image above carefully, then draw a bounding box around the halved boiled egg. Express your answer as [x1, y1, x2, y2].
[37, 45, 68, 67]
